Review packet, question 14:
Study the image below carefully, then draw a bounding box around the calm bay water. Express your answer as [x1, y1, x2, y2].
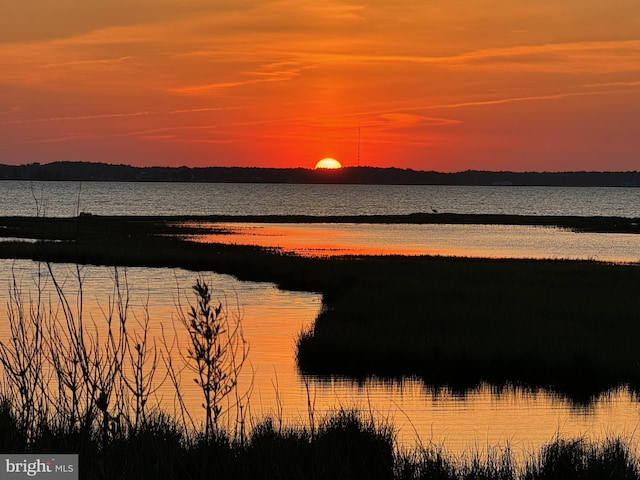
[1, 181, 640, 456]
[1, 180, 640, 217]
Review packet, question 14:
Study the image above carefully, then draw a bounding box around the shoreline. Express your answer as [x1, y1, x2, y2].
[174, 212, 640, 234]
[2, 212, 639, 234]
[2, 162, 640, 187]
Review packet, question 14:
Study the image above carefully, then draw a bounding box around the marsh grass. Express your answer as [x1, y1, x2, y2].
[0, 263, 163, 451]
[523, 437, 640, 480]
[0, 264, 252, 469]
[2, 399, 640, 479]
[296, 255, 640, 400]
[2, 214, 640, 399]
[167, 276, 251, 440]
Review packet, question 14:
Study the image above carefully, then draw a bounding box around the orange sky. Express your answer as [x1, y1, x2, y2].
[1, 1, 640, 171]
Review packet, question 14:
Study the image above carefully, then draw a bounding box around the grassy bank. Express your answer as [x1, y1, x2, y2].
[2, 399, 639, 480]
[0, 402, 395, 480]
[1, 215, 640, 399]
[1, 211, 640, 233]
[296, 255, 640, 399]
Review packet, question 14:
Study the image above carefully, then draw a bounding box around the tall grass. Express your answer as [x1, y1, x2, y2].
[167, 276, 251, 440]
[2, 398, 639, 479]
[0, 264, 250, 449]
[0, 264, 157, 450]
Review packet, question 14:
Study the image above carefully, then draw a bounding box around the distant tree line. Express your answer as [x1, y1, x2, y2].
[1, 161, 639, 186]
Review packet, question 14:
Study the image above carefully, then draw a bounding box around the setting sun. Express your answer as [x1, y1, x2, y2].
[315, 158, 342, 169]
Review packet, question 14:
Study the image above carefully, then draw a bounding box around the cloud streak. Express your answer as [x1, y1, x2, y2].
[0, 107, 234, 126]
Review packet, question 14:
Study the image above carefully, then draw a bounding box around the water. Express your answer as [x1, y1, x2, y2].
[1, 181, 640, 457]
[188, 222, 640, 263]
[0, 261, 323, 434]
[1, 260, 638, 459]
[2, 181, 640, 217]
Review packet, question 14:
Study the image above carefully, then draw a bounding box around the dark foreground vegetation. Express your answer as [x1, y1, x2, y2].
[2, 401, 640, 480]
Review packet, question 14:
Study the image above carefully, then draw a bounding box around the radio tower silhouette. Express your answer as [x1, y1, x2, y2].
[357, 123, 361, 167]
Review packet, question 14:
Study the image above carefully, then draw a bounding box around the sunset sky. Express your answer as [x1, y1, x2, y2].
[1, 1, 640, 171]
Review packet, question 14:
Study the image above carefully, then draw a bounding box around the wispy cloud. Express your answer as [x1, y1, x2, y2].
[378, 113, 460, 128]
[117, 124, 219, 138]
[41, 56, 133, 68]
[582, 80, 640, 89]
[0, 107, 233, 126]
[278, 39, 640, 75]
[171, 81, 259, 95]
[422, 90, 617, 110]
[171, 61, 308, 95]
